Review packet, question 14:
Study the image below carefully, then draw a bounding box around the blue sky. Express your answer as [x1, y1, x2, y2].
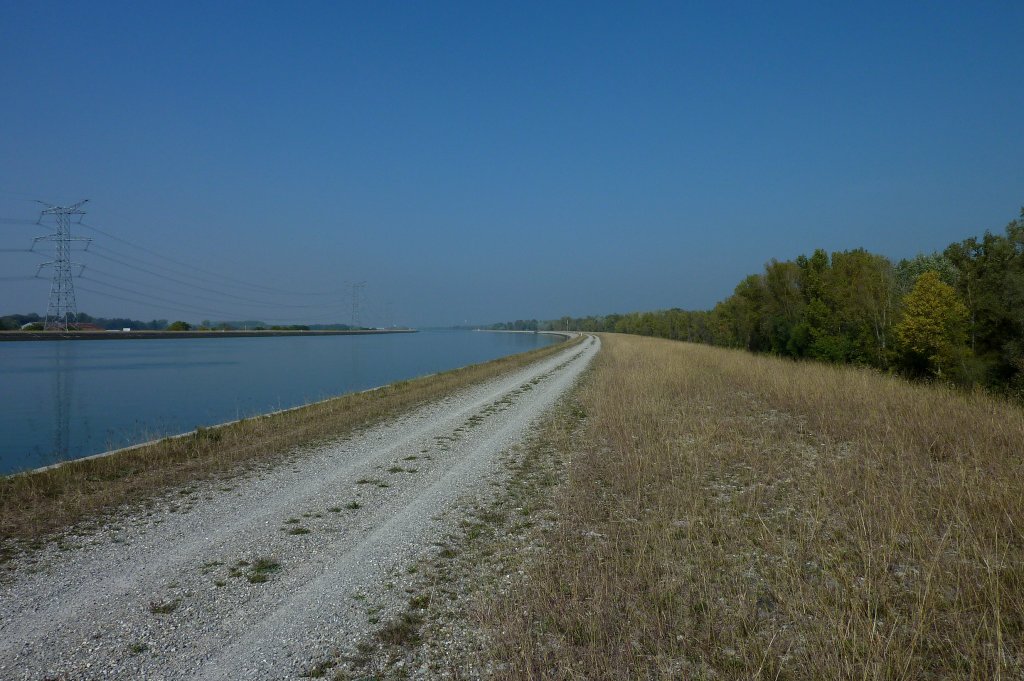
[1, 1, 1022, 326]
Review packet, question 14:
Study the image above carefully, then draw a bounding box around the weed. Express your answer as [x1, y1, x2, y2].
[148, 598, 180, 615]
[287, 527, 311, 535]
[245, 557, 281, 584]
[302, 658, 336, 678]
[345, 501, 361, 510]
[199, 560, 223, 574]
[376, 612, 424, 646]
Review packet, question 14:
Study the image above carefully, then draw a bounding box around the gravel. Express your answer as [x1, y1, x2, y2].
[0, 335, 598, 680]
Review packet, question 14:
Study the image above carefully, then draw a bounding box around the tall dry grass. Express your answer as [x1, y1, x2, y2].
[0, 335, 580, 546]
[489, 333, 1024, 679]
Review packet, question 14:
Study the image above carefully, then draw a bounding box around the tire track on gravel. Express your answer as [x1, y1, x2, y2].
[0, 335, 598, 680]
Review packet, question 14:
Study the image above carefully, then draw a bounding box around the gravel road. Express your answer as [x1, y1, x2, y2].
[0, 335, 598, 680]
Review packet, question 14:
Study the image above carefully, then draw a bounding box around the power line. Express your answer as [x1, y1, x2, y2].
[3, 202, 379, 324]
[75, 283, 350, 324]
[85, 242, 353, 305]
[82, 267, 353, 311]
[85, 242, 292, 297]
[78, 220, 349, 297]
[81, 251, 352, 309]
[75, 284, 241, 319]
[5, 243, 354, 319]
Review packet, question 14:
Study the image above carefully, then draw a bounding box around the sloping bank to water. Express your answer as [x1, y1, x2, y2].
[0, 333, 597, 680]
[0, 333, 582, 549]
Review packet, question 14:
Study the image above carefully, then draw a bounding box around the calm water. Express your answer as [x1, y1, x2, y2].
[0, 331, 560, 475]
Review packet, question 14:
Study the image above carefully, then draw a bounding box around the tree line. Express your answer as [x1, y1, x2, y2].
[0, 314, 363, 332]
[554, 208, 1024, 397]
[0, 312, 169, 331]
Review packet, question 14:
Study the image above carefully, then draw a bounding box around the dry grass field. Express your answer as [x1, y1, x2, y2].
[486, 333, 1024, 679]
[0, 335, 581, 546]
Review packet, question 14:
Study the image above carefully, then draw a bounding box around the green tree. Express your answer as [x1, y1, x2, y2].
[828, 249, 896, 366]
[166, 321, 192, 331]
[762, 259, 804, 356]
[895, 271, 970, 378]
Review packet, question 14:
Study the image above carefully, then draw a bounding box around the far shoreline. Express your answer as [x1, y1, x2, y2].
[0, 328, 417, 342]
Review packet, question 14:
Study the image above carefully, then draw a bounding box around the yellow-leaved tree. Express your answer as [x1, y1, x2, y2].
[895, 270, 970, 377]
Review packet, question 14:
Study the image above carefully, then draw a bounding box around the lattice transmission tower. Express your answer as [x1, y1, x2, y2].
[34, 200, 90, 331]
[351, 281, 366, 329]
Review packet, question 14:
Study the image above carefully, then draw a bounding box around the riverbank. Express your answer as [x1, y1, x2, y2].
[0, 333, 597, 679]
[0, 328, 416, 342]
[0, 333, 581, 546]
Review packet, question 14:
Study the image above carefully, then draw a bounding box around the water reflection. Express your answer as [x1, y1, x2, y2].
[52, 342, 72, 462]
[0, 331, 562, 474]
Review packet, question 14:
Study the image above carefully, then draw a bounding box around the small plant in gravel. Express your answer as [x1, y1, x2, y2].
[302, 658, 336, 678]
[327, 506, 342, 513]
[345, 501, 361, 509]
[386, 466, 405, 474]
[286, 527, 311, 535]
[284, 518, 300, 524]
[403, 455, 418, 461]
[148, 598, 180, 615]
[478, 509, 505, 525]
[246, 557, 281, 583]
[128, 642, 148, 655]
[376, 611, 424, 646]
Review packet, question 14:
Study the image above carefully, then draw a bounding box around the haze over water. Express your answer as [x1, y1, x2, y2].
[0, 331, 560, 475]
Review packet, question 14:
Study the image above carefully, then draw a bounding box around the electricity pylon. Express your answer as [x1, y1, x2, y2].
[351, 281, 366, 329]
[34, 200, 90, 331]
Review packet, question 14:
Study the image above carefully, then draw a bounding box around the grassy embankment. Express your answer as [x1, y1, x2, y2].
[0, 334, 581, 547]
[484, 333, 1024, 679]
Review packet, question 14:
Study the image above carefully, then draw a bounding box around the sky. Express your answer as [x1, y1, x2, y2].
[1, 1, 1022, 327]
